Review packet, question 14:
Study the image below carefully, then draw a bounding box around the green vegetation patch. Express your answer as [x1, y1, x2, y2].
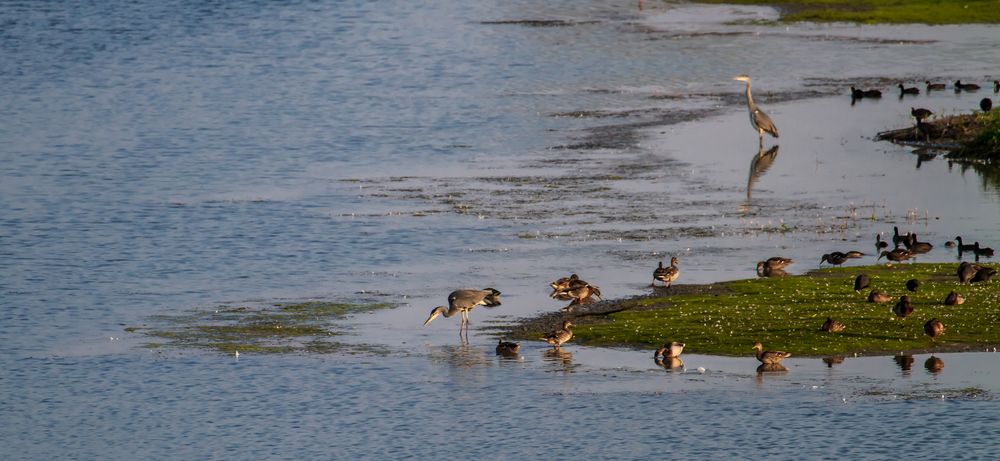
[130, 301, 393, 355]
[546, 263, 1000, 356]
[695, 0, 1000, 24]
[954, 110, 1000, 161]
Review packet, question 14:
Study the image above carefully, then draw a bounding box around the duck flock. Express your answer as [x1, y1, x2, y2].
[422, 76, 998, 370]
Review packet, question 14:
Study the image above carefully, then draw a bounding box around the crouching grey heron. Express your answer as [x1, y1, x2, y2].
[423, 288, 501, 340]
[733, 75, 779, 148]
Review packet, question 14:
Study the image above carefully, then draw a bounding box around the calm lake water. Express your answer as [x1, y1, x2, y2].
[3, 0, 1000, 458]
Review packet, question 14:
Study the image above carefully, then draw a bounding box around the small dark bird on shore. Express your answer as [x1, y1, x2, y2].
[924, 318, 944, 339]
[822, 317, 845, 333]
[910, 107, 932, 123]
[971, 266, 997, 284]
[981, 98, 993, 113]
[906, 279, 920, 292]
[821, 252, 852, 266]
[879, 248, 914, 263]
[926, 81, 946, 91]
[898, 84, 919, 96]
[854, 274, 871, 292]
[955, 80, 980, 91]
[868, 290, 892, 303]
[958, 261, 981, 283]
[944, 291, 965, 306]
[893, 295, 914, 318]
[974, 242, 994, 257]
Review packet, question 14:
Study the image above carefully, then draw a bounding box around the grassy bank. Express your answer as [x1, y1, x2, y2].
[876, 110, 1000, 163]
[695, 0, 1000, 24]
[513, 263, 1000, 357]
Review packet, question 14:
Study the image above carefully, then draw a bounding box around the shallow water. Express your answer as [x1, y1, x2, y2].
[2, 0, 1000, 458]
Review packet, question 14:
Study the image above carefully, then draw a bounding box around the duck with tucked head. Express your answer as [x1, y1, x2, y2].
[906, 279, 920, 292]
[925, 81, 946, 91]
[892, 295, 914, 318]
[752, 341, 791, 365]
[944, 291, 965, 305]
[496, 339, 521, 355]
[756, 257, 793, 277]
[957, 261, 981, 283]
[653, 257, 680, 288]
[971, 266, 997, 284]
[879, 248, 914, 263]
[868, 290, 893, 303]
[924, 318, 944, 339]
[822, 317, 845, 333]
[550, 273, 579, 292]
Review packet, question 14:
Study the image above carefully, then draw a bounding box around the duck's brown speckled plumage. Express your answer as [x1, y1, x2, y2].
[543, 320, 573, 348]
[752, 341, 791, 365]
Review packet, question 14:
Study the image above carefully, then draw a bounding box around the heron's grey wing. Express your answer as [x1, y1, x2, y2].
[752, 108, 779, 138]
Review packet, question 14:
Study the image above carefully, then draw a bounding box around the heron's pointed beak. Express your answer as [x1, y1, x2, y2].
[423, 307, 443, 326]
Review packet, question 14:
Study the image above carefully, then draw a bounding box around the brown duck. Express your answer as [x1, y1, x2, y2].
[822, 317, 845, 333]
[543, 320, 573, 348]
[944, 291, 965, 305]
[892, 295, 914, 318]
[868, 290, 893, 303]
[654, 341, 685, 358]
[653, 257, 680, 287]
[752, 341, 791, 365]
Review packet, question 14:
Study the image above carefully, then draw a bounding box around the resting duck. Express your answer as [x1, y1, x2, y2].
[878, 248, 914, 263]
[550, 273, 579, 292]
[944, 291, 965, 305]
[868, 290, 893, 303]
[892, 295, 914, 318]
[822, 317, 845, 333]
[906, 279, 920, 292]
[496, 339, 521, 355]
[752, 341, 791, 365]
[820, 252, 851, 266]
[925, 81, 946, 91]
[653, 257, 680, 287]
[924, 318, 944, 339]
[957, 262, 981, 283]
[971, 267, 997, 283]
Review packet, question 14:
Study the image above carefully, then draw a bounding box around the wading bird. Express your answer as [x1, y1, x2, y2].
[752, 341, 791, 365]
[653, 257, 680, 288]
[423, 288, 502, 339]
[543, 320, 574, 348]
[733, 75, 779, 148]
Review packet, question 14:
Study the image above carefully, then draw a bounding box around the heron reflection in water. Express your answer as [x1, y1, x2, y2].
[746, 144, 780, 202]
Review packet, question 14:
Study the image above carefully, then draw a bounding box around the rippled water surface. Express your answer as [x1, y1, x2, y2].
[3, 0, 1000, 459]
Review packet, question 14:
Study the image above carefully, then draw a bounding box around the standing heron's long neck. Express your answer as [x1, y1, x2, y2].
[744, 81, 755, 111]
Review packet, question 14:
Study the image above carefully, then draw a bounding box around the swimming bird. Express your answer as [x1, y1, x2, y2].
[944, 291, 965, 306]
[973, 242, 994, 257]
[822, 317, 845, 333]
[653, 257, 680, 288]
[821, 252, 851, 266]
[971, 266, 997, 283]
[925, 81, 946, 91]
[496, 339, 521, 355]
[924, 318, 944, 339]
[944, 240, 956, 248]
[906, 234, 933, 254]
[543, 320, 573, 348]
[892, 295, 914, 318]
[423, 288, 502, 338]
[958, 262, 981, 283]
[752, 341, 791, 365]
[893, 227, 911, 247]
[733, 75, 779, 148]
[875, 233, 889, 250]
[854, 274, 871, 292]
[955, 80, 980, 91]
[898, 84, 920, 96]
[868, 290, 892, 303]
[981, 98, 993, 113]
[878, 248, 914, 263]
[955, 236, 977, 252]
[906, 279, 920, 292]
[654, 341, 685, 358]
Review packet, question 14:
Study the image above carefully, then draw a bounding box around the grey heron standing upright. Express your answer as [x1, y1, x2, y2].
[423, 288, 501, 341]
[733, 74, 779, 148]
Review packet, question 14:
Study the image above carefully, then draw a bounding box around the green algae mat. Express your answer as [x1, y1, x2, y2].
[558, 263, 999, 356]
[127, 301, 394, 355]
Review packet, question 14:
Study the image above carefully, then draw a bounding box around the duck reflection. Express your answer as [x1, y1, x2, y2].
[746, 145, 780, 202]
[893, 354, 915, 375]
[542, 347, 576, 373]
[655, 356, 684, 371]
[822, 356, 845, 368]
[756, 363, 789, 374]
[924, 355, 944, 374]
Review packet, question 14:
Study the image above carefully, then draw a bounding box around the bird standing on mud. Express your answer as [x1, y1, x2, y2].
[543, 320, 574, 348]
[653, 257, 680, 288]
[752, 341, 791, 365]
[423, 288, 502, 339]
[733, 75, 779, 148]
